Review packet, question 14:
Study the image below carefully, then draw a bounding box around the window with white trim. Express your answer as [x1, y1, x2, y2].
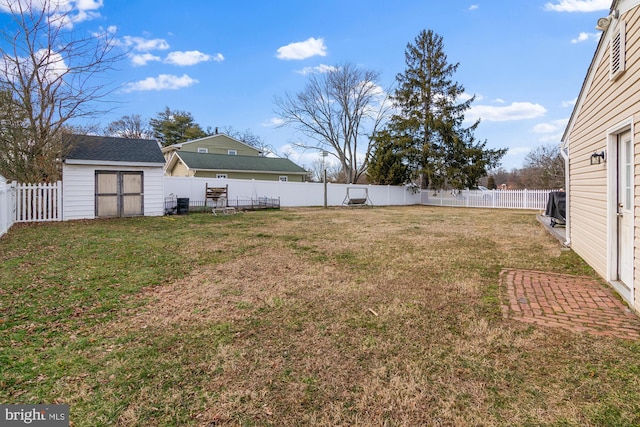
[610, 20, 626, 81]
[217, 174, 228, 179]
[279, 176, 288, 182]
[197, 147, 208, 153]
[228, 149, 237, 155]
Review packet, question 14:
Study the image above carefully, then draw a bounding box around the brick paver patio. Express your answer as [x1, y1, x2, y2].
[501, 269, 640, 340]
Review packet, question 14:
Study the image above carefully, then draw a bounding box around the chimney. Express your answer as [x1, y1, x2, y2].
[215, 127, 219, 135]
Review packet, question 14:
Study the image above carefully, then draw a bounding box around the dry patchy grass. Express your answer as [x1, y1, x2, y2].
[1, 207, 639, 426]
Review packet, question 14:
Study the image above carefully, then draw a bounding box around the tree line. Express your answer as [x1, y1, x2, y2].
[274, 30, 507, 189]
[102, 108, 273, 155]
[0, 0, 556, 189]
[486, 144, 565, 190]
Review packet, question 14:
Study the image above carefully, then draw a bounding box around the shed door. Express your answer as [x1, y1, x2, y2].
[95, 171, 144, 218]
[121, 172, 143, 217]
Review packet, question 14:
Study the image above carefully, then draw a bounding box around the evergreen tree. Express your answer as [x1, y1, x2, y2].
[150, 107, 208, 146]
[367, 130, 409, 185]
[379, 29, 505, 189]
[487, 175, 497, 190]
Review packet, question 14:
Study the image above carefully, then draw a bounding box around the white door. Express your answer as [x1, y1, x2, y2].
[617, 131, 634, 292]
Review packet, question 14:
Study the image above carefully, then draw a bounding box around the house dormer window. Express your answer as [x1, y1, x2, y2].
[610, 20, 626, 81]
[228, 150, 237, 156]
[197, 148, 208, 153]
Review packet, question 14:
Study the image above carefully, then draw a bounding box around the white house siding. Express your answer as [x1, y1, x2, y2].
[566, 3, 640, 310]
[63, 164, 164, 220]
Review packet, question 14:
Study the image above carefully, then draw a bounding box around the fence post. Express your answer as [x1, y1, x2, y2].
[0, 177, 6, 237]
[56, 180, 62, 221]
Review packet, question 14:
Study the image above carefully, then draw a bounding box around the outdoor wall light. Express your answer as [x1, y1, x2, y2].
[596, 9, 619, 31]
[590, 151, 606, 165]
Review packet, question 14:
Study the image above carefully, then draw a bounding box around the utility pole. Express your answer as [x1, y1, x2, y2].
[322, 151, 328, 208]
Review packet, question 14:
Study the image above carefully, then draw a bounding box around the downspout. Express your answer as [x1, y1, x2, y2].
[561, 146, 571, 247]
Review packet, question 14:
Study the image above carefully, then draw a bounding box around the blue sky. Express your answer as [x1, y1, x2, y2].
[0, 0, 613, 171]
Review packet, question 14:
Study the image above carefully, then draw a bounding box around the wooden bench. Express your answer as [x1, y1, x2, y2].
[206, 184, 236, 215]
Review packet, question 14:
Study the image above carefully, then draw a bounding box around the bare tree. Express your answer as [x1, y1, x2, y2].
[105, 114, 152, 139]
[521, 144, 565, 189]
[0, 0, 122, 182]
[274, 63, 390, 183]
[221, 126, 276, 156]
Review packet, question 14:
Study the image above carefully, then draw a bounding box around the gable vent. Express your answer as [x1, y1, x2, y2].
[610, 20, 626, 81]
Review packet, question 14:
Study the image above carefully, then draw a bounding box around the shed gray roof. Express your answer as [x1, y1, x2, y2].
[176, 151, 307, 174]
[65, 135, 165, 164]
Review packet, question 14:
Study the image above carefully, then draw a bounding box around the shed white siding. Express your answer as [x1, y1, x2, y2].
[62, 164, 164, 220]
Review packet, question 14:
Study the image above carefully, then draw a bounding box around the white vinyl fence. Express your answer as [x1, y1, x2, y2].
[0, 175, 16, 238]
[422, 188, 551, 210]
[0, 173, 555, 240]
[164, 176, 422, 208]
[0, 177, 62, 238]
[15, 181, 62, 222]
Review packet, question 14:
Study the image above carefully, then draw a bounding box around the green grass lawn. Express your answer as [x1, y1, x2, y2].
[1, 207, 639, 426]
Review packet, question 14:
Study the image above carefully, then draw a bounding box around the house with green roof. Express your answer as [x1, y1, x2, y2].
[163, 133, 308, 182]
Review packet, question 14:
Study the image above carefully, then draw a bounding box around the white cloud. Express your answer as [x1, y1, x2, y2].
[533, 119, 568, 134]
[457, 92, 475, 102]
[213, 53, 224, 62]
[469, 4, 479, 11]
[539, 133, 564, 143]
[296, 64, 338, 75]
[571, 32, 600, 43]
[130, 53, 161, 67]
[466, 102, 547, 122]
[92, 25, 117, 38]
[562, 97, 577, 108]
[533, 123, 558, 133]
[1, 48, 68, 85]
[165, 50, 215, 66]
[507, 147, 532, 156]
[532, 119, 568, 143]
[276, 37, 327, 60]
[122, 35, 170, 52]
[544, 0, 610, 12]
[0, 0, 103, 28]
[262, 117, 285, 127]
[72, 0, 102, 23]
[123, 74, 198, 92]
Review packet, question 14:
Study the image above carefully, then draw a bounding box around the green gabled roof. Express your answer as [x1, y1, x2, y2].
[176, 151, 307, 174]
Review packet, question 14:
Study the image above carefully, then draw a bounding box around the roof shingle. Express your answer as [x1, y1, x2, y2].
[177, 151, 306, 174]
[65, 135, 165, 164]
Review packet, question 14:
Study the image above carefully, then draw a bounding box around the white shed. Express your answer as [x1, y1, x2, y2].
[62, 135, 165, 220]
